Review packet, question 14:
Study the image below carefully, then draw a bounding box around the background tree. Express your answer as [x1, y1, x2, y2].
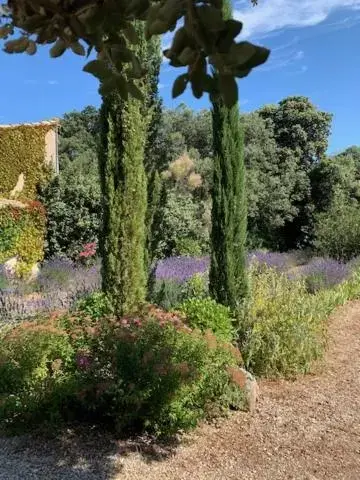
[40, 106, 101, 259]
[58, 106, 99, 174]
[209, 0, 248, 309]
[258, 96, 333, 248]
[243, 113, 303, 249]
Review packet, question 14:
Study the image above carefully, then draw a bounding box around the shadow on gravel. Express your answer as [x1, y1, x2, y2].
[0, 426, 180, 479]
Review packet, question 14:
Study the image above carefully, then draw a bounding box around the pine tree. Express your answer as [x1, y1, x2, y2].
[209, 0, 248, 309]
[99, 24, 159, 315]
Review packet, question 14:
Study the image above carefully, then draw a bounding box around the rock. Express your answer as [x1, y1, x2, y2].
[3, 256, 18, 277]
[28, 263, 40, 281]
[239, 368, 259, 414]
[227, 366, 259, 413]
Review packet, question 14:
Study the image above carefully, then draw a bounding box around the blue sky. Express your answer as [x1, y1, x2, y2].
[1, 0, 360, 153]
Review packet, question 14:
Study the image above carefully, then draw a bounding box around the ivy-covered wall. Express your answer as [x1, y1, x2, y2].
[0, 123, 55, 200]
[0, 201, 46, 276]
[0, 121, 58, 274]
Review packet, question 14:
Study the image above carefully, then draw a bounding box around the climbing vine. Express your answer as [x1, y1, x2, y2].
[0, 124, 53, 200]
[0, 201, 46, 276]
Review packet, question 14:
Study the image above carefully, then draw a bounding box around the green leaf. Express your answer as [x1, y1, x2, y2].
[234, 67, 251, 79]
[241, 45, 270, 70]
[217, 20, 243, 53]
[83, 60, 113, 80]
[123, 24, 139, 44]
[170, 27, 191, 56]
[50, 38, 67, 58]
[148, 19, 169, 36]
[229, 42, 257, 66]
[127, 81, 143, 101]
[172, 73, 189, 98]
[110, 45, 132, 64]
[0, 25, 12, 39]
[26, 41, 37, 56]
[178, 47, 197, 66]
[197, 5, 225, 32]
[4, 37, 29, 54]
[70, 41, 86, 56]
[219, 75, 238, 107]
[22, 15, 46, 31]
[98, 77, 118, 97]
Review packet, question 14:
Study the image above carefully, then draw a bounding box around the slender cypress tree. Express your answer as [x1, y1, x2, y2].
[209, 0, 248, 309]
[143, 35, 163, 272]
[99, 25, 159, 315]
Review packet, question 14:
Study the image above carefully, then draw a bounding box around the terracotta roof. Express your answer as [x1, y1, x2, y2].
[0, 119, 60, 129]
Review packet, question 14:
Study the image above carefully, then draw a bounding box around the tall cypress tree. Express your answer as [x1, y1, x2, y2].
[143, 35, 163, 272]
[99, 24, 159, 315]
[209, 0, 248, 309]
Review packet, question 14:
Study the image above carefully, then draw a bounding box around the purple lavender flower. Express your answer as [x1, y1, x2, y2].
[247, 250, 293, 272]
[295, 257, 350, 292]
[155, 256, 210, 283]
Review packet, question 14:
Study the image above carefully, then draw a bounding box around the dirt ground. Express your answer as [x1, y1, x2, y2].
[1, 301, 359, 480]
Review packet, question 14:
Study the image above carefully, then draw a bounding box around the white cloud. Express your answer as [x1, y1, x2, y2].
[294, 50, 304, 60]
[48, 80, 59, 85]
[234, 0, 360, 38]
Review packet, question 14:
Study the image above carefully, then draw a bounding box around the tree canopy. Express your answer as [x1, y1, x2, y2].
[0, 0, 269, 106]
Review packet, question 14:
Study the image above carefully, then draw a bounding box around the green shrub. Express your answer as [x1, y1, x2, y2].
[237, 266, 329, 378]
[150, 280, 184, 310]
[76, 291, 112, 319]
[181, 273, 208, 300]
[0, 317, 76, 427]
[149, 274, 209, 310]
[177, 297, 235, 342]
[39, 174, 102, 260]
[0, 306, 245, 437]
[314, 199, 360, 261]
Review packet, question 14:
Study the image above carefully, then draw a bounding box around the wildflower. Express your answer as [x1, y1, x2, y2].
[76, 350, 92, 371]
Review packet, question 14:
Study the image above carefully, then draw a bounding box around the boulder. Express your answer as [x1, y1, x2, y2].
[228, 366, 259, 414]
[3, 257, 18, 277]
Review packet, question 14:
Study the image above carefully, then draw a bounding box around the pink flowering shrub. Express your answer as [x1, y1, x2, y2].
[0, 305, 245, 436]
[78, 242, 97, 265]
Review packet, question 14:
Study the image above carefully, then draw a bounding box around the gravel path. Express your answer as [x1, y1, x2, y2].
[1, 301, 360, 480]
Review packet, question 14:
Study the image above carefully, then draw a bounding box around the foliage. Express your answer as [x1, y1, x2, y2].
[0, 307, 245, 436]
[58, 106, 99, 175]
[243, 113, 305, 249]
[39, 174, 102, 260]
[155, 190, 210, 258]
[2, 1, 269, 105]
[150, 272, 208, 310]
[0, 124, 53, 200]
[181, 273, 209, 300]
[257, 96, 333, 249]
[149, 279, 184, 311]
[155, 256, 209, 283]
[177, 297, 235, 342]
[237, 266, 333, 377]
[76, 291, 111, 320]
[298, 258, 350, 294]
[0, 201, 46, 276]
[313, 198, 360, 261]
[144, 36, 163, 271]
[99, 23, 152, 316]
[0, 259, 101, 324]
[210, 0, 247, 310]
